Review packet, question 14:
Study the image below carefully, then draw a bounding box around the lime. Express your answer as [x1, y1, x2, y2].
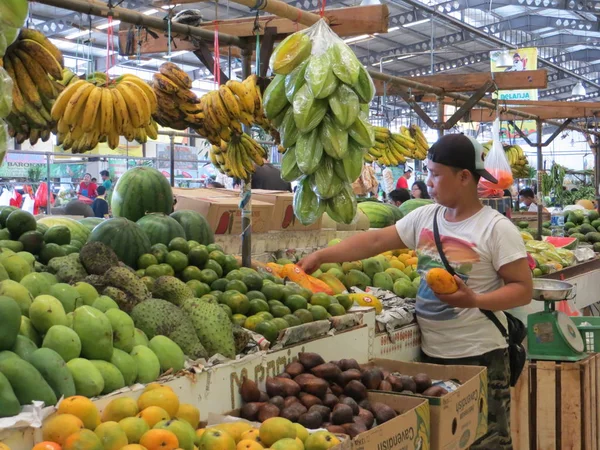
[159, 263, 175, 277]
[257, 311, 274, 321]
[188, 246, 209, 268]
[222, 255, 240, 275]
[272, 276, 285, 285]
[284, 295, 308, 312]
[219, 304, 233, 318]
[310, 305, 329, 321]
[293, 309, 313, 324]
[150, 243, 169, 263]
[261, 283, 284, 301]
[247, 290, 267, 301]
[225, 269, 243, 281]
[268, 300, 285, 309]
[336, 294, 354, 311]
[242, 271, 263, 291]
[226, 292, 250, 315]
[135, 269, 145, 277]
[255, 320, 279, 342]
[299, 288, 313, 300]
[211, 278, 229, 292]
[283, 314, 302, 327]
[220, 290, 240, 304]
[188, 240, 200, 249]
[140, 276, 154, 290]
[210, 291, 223, 301]
[532, 268, 542, 277]
[232, 314, 247, 327]
[206, 243, 224, 253]
[226, 279, 248, 294]
[272, 318, 289, 331]
[282, 285, 302, 302]
[166, 251, 189, 272]
[244, 315, 265, 331]
[181, 266, 203, 282]
[169, 237, 190, 254]
[327, 304, 346, 316]
[248, 298, 270, 315]
[311, 293, 333, 308]
[208, 250, 227, 268]
[199, 269, 219, 285]
[271, 305, 291, 318]
[137, 253, 158, 269]
[145, 264, 163, 279]
[205, 259, 224, 277]
[187, 280, 211, 297]
[201, 294, 219, 305]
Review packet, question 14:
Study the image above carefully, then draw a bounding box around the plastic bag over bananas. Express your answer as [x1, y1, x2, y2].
[482, 141, 530, 179]
[51, 73, 158, 153]
[266, 19, 377, 226]
[366, 124, 429, 164]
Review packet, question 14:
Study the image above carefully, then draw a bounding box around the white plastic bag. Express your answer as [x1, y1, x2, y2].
[0, 188, 11, 207]
[478, 119, 513, 196]
[22, 195, 34, 214]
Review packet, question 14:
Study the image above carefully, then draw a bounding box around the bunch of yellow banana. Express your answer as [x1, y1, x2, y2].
[51, 74, 158, 153]
[3, 28, 64, 145]
[408, 124, 429, 160]
[209, 133, 267, 181]
[152, 62, 200, 131]
[366, 126, 414, 165]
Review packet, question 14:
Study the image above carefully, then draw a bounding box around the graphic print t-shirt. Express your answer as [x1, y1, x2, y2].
[396, 204, 527, 358]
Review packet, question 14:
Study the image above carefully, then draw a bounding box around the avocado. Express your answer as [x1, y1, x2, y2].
[373, 273, 394, 291]
[344, 270, 371, 291]
[361, 258, 383, 280]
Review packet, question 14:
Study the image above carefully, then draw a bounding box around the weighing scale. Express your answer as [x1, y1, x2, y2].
[527, 279, 586, 361]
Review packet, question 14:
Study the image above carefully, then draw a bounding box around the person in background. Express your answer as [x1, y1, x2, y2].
[77, 173, 97, 199]
[100, 170, 112, 191]
[91, 177, 97, 184]
[519, 188, 542, 212]
[92, 186, 109, 218]
[207, 180, 225, 188]
[411, 180, 431, 199]
[381, 165, 395, 196]
[396, 168, 412, 190]
[389, 189, 411, 206]
[251, 157, 292, 191]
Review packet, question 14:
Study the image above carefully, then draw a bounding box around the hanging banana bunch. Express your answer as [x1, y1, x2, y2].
[3, 28, 65, 146]
[51, 73, 158, 153]
[209, 132, 268, 181]
[482, 141, 530, 178]
[409, 124, 429, 160]
[365, 126, 416, 165]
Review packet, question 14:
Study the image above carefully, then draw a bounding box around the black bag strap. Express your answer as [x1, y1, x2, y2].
[432, 207, 509, 340]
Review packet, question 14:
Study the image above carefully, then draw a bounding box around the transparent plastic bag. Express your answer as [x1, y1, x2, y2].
[0, 121, 7, 167]
[0, 67, 14, 119]
[478, 119, 513, 196]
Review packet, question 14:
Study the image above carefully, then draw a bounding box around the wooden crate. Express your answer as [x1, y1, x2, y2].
[511, 355, 600, 450]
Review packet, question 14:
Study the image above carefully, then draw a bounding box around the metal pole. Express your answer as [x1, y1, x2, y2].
[46, 154, 52, 216]
[169, 134, 175, 188]
[34, 0, 243, 47]
[536, 120, 543, 240]
[226, 0, 323, 27]
[241, 48, 253, 269]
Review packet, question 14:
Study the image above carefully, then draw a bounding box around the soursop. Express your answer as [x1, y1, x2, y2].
[130, 299, 207, 360]
[101, 267, 151, 312]
[79, 242, 119, 275]
[181, 298, 236, 359]
[47, 254, 87, 283]
[152, 276, 194, 306]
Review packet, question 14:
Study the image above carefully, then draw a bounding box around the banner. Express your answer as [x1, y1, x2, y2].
[490, 48, 538, 137]
[0, 153, 86, 178]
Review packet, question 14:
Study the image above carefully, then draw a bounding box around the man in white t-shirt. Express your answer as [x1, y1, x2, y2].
[299, 133, 532, 450]
[519, 187, 545, 212]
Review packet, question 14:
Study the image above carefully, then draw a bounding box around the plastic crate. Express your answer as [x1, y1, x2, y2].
[572, 317, 600, 352]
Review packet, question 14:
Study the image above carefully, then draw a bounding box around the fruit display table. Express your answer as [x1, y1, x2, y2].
[540, 258, 600, 310]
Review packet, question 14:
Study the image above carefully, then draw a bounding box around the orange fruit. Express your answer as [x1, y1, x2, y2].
[42, 414, 85, 445]
[138, 388, 180, 418]
[119, 417, 150, 444]
[94, 422, 128, 450]
[63, 429, 103, 450]
[143, 383, 173, 394]
[194, 429, 206, 447]
[425, 268, 458, 295]
[33, 442, 62, 450]
[101, 397, 139, 423]
[239, 429, 260, 443]
[236, 440, 263, 450]
[121, 446, 148, 450]
[175, 404, 200, 429]
[57, 396, 101, 430]
[198, 429, 235, 450]
[258, 418, 296, 447]
[212, 423, 252, 443]
[139, 429, 179, 450]
[304, 431, 340, 450]
[137, 406, 171, 428]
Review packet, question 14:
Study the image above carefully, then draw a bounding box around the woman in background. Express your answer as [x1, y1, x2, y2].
[411, 180, 430, 199]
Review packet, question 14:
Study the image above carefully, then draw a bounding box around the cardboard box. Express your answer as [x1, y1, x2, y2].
[250, 189, 322, 231]
[367, 359, 488, 450]
[348, 392, 430, 450]
[173, 188, 273, 234]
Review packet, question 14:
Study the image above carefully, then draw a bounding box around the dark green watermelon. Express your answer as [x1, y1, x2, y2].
[137, 213, 186, 246]
[111, 167, 174, 222]
[87, 217, 151, 268]
[78, 217, 104, 232]
[170, 210, 214, 245]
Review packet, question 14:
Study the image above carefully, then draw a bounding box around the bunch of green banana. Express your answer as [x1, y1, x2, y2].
[209, 132, 267, 181]
[3, 28, 65, 145]
[51, 74, 158, 153]
[366, 126, 415, 165]
[409, 124, 429, 160]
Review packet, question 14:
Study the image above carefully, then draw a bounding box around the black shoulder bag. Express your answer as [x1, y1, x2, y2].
[432, 207, 526, 386]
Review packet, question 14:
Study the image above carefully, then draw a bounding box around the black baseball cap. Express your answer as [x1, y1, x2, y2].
[427, 133, 498, 184]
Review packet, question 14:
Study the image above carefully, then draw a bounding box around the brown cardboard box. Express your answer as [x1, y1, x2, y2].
[251, 189, 322, 231]
[346, 392, 430, 450]
[173, 189, 273, 234]
[367, 359, 487, 450]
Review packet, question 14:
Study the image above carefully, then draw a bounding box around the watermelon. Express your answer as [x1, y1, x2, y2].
[357, 202, 395, 228]
[170, 210, 214, 245]
[111, 167, 174, 222]
[88, 217, 151, 268]
[78, 217, 104, 232]
[137, 213, 186, 246]
[398, 199, 434, 218]
[37, 217, 90, 244]
[543, 236, 578, 250]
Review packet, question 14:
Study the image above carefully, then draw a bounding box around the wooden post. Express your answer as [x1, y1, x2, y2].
[536, 120, 543, 240]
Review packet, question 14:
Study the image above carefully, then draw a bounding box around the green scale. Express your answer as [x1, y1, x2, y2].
[527, 279, 586, 361]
